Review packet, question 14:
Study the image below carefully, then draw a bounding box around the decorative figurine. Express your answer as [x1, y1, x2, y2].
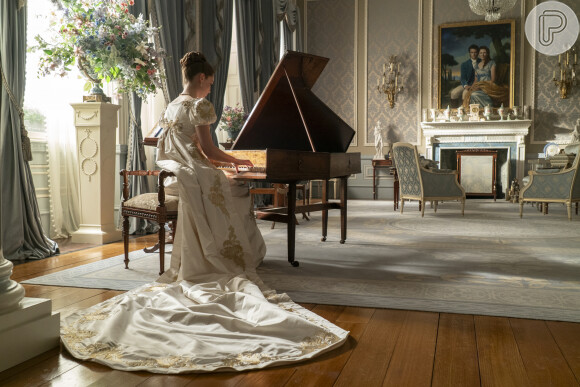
[498, 103, 505, 120]
[457, 105, 465, 121]
[507, 178, 520, 203]
[512, 106, 520, 119]
[484, 105, 492, 121]
[373, 120, 385, 160]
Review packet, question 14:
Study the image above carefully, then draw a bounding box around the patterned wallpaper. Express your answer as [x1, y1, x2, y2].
[533, 0, 580, 144]
[367, 0, 419, 145]
[306, 0, 356, 135]
[304, 0, 579, 154]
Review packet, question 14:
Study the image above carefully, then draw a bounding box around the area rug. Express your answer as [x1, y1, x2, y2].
[23, 200, 580, 322]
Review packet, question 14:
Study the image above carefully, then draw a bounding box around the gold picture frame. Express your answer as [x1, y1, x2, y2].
[438, 19, 515, 109]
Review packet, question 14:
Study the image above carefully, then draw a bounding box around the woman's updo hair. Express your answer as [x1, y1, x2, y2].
[180, 51, 215, 83]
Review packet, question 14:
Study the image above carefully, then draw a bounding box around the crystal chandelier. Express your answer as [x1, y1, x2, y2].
[468, 0, 517, 22]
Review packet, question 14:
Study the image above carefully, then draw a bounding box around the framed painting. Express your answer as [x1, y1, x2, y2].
[438, 19, 515, 109]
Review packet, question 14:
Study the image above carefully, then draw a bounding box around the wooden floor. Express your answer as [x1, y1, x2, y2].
[2, 234, 580, 387]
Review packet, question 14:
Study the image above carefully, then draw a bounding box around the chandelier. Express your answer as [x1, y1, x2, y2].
[468, 0, 517, 22]
[377, 55, 404, 109]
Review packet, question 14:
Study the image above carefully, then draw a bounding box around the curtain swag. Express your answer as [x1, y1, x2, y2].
[275, 0, 297, 32]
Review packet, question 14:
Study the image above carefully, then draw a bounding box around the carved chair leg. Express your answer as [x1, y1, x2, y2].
[123, 215, 130, 269]
[159, 222, 165, 276]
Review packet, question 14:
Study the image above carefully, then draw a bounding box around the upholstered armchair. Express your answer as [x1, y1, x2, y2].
[519, 154, 580, 220]
[392, 143, 465, 217]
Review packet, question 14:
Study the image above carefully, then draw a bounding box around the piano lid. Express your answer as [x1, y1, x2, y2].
[231, 51, 355, 153]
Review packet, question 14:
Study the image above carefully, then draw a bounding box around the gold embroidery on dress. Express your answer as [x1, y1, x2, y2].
[222, 351, 274, 367]
[300, 332, 340, 354]
[220, 225, 246, 270]
[164, 119, 182, 133]
[208, 174, 229, 217]
[182, 99, 195, 109]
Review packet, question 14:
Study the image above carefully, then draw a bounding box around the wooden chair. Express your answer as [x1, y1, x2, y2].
[250, 183, 309, 228]
[120, 169, 178, 275]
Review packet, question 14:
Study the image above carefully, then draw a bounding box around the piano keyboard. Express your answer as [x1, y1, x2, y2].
[215, 163, 267, 173]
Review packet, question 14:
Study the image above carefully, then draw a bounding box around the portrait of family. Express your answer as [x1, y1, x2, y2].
[439, 20, 515, 109]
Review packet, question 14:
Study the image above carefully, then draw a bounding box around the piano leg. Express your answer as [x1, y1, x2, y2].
[321, 179, 329, 242]
[340, 177, 347, 244]
[287, 183, 299, 267]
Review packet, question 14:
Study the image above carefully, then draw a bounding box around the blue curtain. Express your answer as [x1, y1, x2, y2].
[0, 2, 58, 260]
[201, 0, 233, 145]
[153, 0, 187, 103]
[235, 0, 279, 112]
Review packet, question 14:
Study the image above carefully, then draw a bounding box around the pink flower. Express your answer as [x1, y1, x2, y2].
[147, 69, 154, 75]
[136, 64, 141, 70]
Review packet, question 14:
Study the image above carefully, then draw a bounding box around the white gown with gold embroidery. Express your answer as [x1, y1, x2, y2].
[60, 96, 348, 373]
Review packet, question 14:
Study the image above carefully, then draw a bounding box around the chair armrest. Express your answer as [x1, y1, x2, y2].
[119, 169, 176, 205]
[157, 170, 176, 206]
[120, 169, 160, 201]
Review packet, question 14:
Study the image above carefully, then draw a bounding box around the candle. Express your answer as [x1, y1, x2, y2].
[575, 53, 577, 65]
[553, 70, 556, 79]
[377, 78, 380, 87]
[383, 63, 386, 73]
[559, 54, 561, 64]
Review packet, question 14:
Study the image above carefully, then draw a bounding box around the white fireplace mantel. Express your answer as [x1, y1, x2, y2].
[421, 119, 532, 181]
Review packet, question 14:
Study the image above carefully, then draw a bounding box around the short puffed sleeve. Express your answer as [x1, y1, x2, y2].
[189, 98, 217, 126]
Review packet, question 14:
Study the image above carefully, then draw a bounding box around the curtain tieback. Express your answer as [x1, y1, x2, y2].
[0, 60, 32, 161]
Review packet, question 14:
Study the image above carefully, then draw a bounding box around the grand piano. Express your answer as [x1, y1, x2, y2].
[224, 51, 361, 266]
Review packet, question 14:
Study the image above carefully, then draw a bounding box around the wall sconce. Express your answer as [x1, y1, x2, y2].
[377, 55, 403, 108]
[553, 47, 577, 99]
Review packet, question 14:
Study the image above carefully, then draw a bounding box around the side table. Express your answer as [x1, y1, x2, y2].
[372, 159, 399, 210]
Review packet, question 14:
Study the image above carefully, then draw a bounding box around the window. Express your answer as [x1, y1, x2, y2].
[24, 0, 86, 141]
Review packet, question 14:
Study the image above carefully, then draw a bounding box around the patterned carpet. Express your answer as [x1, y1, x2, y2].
[24, 199, 580, 322]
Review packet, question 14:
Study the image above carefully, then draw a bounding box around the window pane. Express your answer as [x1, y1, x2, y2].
[24, 0, 86, 135]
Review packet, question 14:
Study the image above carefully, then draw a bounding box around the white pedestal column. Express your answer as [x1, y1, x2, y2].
[0, 253, 59, 372]
[71, 102, 122, 244]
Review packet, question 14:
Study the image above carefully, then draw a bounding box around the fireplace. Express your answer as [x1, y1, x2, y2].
[421, 120, 531, 196]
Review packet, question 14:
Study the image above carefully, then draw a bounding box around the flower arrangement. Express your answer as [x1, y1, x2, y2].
[33, 0, 165, 99]
[219, 105, 249, 139]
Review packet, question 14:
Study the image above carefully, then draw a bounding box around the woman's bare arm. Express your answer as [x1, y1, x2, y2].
[195, 124, 253, 169]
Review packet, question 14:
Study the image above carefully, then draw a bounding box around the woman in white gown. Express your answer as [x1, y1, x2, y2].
[60, 52, 348, 374]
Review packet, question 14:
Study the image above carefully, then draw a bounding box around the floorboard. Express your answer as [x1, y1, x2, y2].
[432, 313, 479, 387]
[510, 318, 579, 386]
[475, 316, 531, 387]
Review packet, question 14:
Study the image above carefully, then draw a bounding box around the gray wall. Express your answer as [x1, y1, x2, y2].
[304, 0, 580, 199]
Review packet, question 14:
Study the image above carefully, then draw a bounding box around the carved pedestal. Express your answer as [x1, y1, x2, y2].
[71, 102, 122, 244]
[0, 254, 59, 372]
